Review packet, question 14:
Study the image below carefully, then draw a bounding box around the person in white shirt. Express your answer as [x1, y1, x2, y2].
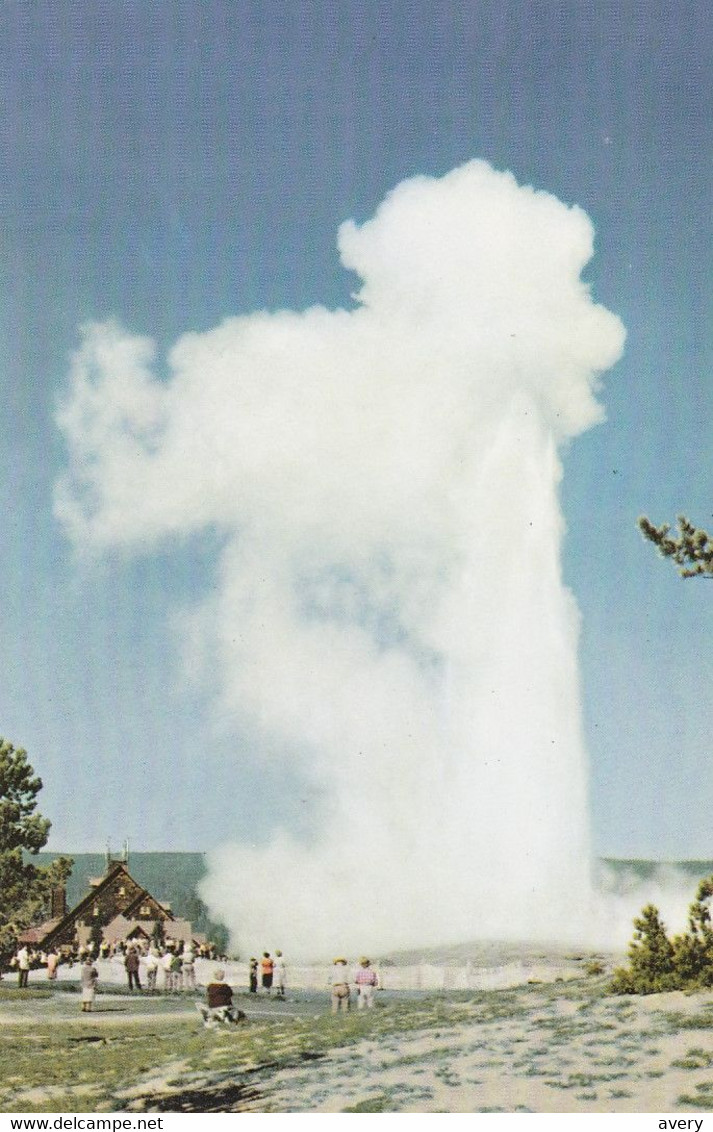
[145, 946, 160, 992]
[161, 948, 175, 992]
[329, 958, 351, 1013]
[181, 945, 196, 989]
[16, 945, 30, 988]
[273, 950, 287, 998]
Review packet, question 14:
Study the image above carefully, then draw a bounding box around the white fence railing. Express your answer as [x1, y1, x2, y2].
[20, 957, 581, 992]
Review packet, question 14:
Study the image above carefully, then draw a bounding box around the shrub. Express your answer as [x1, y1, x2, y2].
[610, 904, 677, 994]
[611, 878, 713, 994]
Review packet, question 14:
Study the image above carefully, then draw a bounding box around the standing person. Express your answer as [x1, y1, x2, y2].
[273, 950, 287, 999]
[16, 945, 30, 989]
[145, 946, 159, 992]
[162, 947, 175, 992]
[80, 957, 99, 1012]
[330, 958, 351, 1013]
[171, 947, 183, 992]
[354, 958, 379, 1009]
[46, 949, 60, 981]
[182, 945, 196, 990]
[248, 957, 258, 994]
[260, 952, 274, 993]
[125, 945, 141, 991]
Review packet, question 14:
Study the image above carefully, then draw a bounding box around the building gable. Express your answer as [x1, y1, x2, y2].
[122, 891, 173, 923]
[39, 861, 177, 951]
[102, 915, 156, 945]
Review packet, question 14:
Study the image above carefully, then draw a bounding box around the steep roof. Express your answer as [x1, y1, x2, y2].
[37, 861, 177, 951]
[163, 919, 194, 944]
[17, 919, 60, 945]
[102, 915, 155, 944]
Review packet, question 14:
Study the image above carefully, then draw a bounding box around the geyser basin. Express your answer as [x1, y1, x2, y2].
[56, 160, 625, 956]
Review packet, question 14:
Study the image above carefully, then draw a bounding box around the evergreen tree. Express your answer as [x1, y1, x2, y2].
[180, 890, 229, 954]
[151, 918, 165, 949]
[610, 904, 677, 994]
[88, 919, 104, 954]
[671, 877, 713, 988]
[611, 878, 713, 994]
[0, 738, 73, 962]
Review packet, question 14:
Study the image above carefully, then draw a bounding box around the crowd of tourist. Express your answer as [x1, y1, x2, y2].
[8, 941, 383, 1020]
[195, 952, 381, 1027]
[7, 937, 225, 993]
[248, 950, 287, 997]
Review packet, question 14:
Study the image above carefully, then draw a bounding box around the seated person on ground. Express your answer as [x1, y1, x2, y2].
[196, 968, 245, 1026]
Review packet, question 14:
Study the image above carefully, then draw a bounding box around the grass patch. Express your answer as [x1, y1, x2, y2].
[663, 1012, 713, 1032]
[0, 978, 671, 1114]
[343, 1095, 394, 1112]
[671, 1048, 713, 1070]
[0, 987, 530, 1113]
[677, 1088, 713, 1110]
[0, 986, 53, 1001]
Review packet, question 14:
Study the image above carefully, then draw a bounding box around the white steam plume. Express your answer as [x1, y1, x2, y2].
[56, 161, 626, 957]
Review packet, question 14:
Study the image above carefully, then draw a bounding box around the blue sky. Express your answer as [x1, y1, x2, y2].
[1, 0, 711, 859]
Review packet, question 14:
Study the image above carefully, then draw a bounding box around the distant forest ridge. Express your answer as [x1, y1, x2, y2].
[31, 851, 228, 949]
[599, 859, 713, 879]
[33, 853, 713, 911]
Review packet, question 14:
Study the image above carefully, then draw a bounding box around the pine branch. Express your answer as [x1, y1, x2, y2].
[638, 515, 713, 578]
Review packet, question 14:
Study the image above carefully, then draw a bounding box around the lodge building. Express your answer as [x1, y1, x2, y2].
[19, 854, 204, 954]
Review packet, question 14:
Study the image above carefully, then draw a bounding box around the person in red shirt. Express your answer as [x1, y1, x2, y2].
[354, 957, 379, 1008]
[260, 952, 274, 992]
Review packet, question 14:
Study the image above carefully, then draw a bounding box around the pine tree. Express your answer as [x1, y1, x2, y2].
[88, 919, 104, 954]
[610, 904, 677, 993]
[151, 918, 165, 949]
[611, 878, 713, 993]
[0, 738, 73, 962]
[671, 877, 713, 988]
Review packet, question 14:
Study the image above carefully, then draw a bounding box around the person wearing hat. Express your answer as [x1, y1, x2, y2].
[354, 957, 379, 1009]
[330, 958, 351, 1013]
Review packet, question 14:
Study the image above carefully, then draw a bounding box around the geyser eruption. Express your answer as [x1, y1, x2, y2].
[55, 161, 625, 956]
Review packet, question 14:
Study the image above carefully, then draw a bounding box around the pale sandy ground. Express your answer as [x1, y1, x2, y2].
[236, 992, 713, 1113]
[112, 983, 713, 1114]
[5, 978, 713, 1113]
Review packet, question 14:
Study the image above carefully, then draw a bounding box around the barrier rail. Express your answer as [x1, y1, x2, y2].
[20, 957, 581, 992]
